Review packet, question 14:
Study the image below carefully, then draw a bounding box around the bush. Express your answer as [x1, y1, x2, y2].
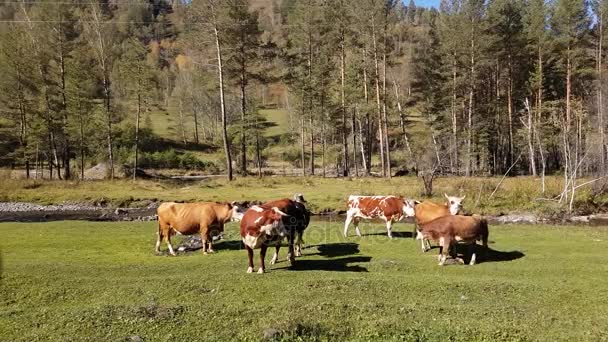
[138, 150, 218, 172]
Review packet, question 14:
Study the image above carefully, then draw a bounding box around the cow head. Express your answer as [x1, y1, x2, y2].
[229, 202, 245, 222]
[444, 194, 465, 215]
[294, 193, 307, 203]
[402, 199, 419, 217]
[260, 207, 289, 237]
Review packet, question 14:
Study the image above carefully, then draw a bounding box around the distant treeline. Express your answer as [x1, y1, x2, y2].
[0, 0, 607, 182]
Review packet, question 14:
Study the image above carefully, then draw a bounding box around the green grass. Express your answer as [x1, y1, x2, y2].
[1, 176, 606, 215]
[261, 109, 291, 137]
[1, 220, 608, 341]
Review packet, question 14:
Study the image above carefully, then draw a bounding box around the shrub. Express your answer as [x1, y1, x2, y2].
[138, 150, 218, 172]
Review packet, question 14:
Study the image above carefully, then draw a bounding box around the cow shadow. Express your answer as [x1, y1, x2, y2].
[274, 256, 372, 272]
[176, 236, 244, 253]
[305, 242, 360, 258]
[361, 231, 414, 238]
[451, 244, 525, 264]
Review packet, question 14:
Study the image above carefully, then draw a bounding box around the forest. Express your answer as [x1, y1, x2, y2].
[0, 0, 606, 184]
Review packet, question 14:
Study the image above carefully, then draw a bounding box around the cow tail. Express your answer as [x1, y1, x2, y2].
[480, 219, 489, 247]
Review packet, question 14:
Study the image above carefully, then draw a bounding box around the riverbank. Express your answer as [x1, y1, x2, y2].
[2, 175, 607, 220]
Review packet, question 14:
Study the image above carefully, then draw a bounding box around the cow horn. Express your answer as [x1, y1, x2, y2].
[272, 207, 288, 216]
[461, 195, 466, 200]
[444, 193, 449, 200]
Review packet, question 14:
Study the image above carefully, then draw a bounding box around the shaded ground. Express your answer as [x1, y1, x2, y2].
[2, 220, 608, 340]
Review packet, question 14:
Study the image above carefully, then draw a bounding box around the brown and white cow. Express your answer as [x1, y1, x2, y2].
[344, 195, 416, 238]
[263, 193, 310, 266]
[240, 205, 288, 274]
[156, 201, 244, 256]
[416, 215, 488, 266]
[414, 194, 465, 252]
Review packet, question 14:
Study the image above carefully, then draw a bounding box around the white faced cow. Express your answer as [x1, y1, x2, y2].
[413, 194, 465, 252]
[344, 195, 416, 238]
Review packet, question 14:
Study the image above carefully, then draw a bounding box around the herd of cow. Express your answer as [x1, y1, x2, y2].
[155, 193, 489, 273]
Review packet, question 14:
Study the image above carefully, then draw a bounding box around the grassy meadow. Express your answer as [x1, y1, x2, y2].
[1, 175, 607, 216]
[1, 219, 608, 341]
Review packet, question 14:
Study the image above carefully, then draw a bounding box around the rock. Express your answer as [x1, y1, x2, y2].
[495, 214, 538, 224]
[128, 336, 143, 342]
[115, 208, 128, 215]
[570, 215, 590, 223]
[263, 328, 282, 340]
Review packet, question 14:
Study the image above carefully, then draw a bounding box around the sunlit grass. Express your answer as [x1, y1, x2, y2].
[1, 220, 607, 340]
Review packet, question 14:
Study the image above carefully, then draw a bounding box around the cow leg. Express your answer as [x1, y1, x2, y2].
[287, 229, 296, 265]
[270, 243, 280, 265]
[155, 221, 164, 254]
[344, 212, 354, 237]
[438, 238, 451, 266]
[353, 217, 362, 237]
[295, 230, 303, 257]
[468, 243, 477, 265]
[424, 239, 432, 252]
[385, 219, 393, 239]
[165, 232, 176, 256]
[200, 226, 209, 255]
[259, 244, 267, 274]
[207, 231, 215, 254]
[246, 246, 254, 273]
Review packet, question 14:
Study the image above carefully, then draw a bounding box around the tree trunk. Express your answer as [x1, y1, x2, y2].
[58, 22, 70, 180]
[382, 31, 391, 179]
[599, 7, 605, 172]
[79, 106, 85, 180]
[322, 119, 326, 178]
[308, 29, 314, 176]
[507, 54, 514, 168]
[255, 117, 262, 178]
[451, 57, 458, 174]
[179, 98, 187, 145]
[353, 107, 358, 177]
[393, 80, 412, 157]
[362, 47, 371, 175]
[341, 31, 348, 177]
[134, 75, 141, 181]
[212, 4, 233, 181]
[104, 77, 114, 179]
[466, 37, 475, 177]
[372, 15, 385, 177]
[240, 71, 247, 176]
[192, 97, 200, 144]
[300, 87, 306, 176]
[358, 118, 368, 173]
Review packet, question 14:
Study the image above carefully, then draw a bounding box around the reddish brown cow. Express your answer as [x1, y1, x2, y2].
[414, 194, 465, 252]
[344, 195, 416, 238]
[240, 206, 288, 274]
[416, 215, 488, 266]
[156, 202, 243, 256]
[262, 193, 310, 266]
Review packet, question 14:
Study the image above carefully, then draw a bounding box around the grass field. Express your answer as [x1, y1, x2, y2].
[1, 176, 606, 216]
[1, 220, 608, 341]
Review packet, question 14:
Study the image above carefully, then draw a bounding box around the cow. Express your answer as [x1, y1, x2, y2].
[416, 215, 488, 266]
[240, 205, 288, 273]
[262, 193, 311, 266]
[156, 201, 244, 256]
[414, 194, 465, 252]
[344, 195, 417, 238]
